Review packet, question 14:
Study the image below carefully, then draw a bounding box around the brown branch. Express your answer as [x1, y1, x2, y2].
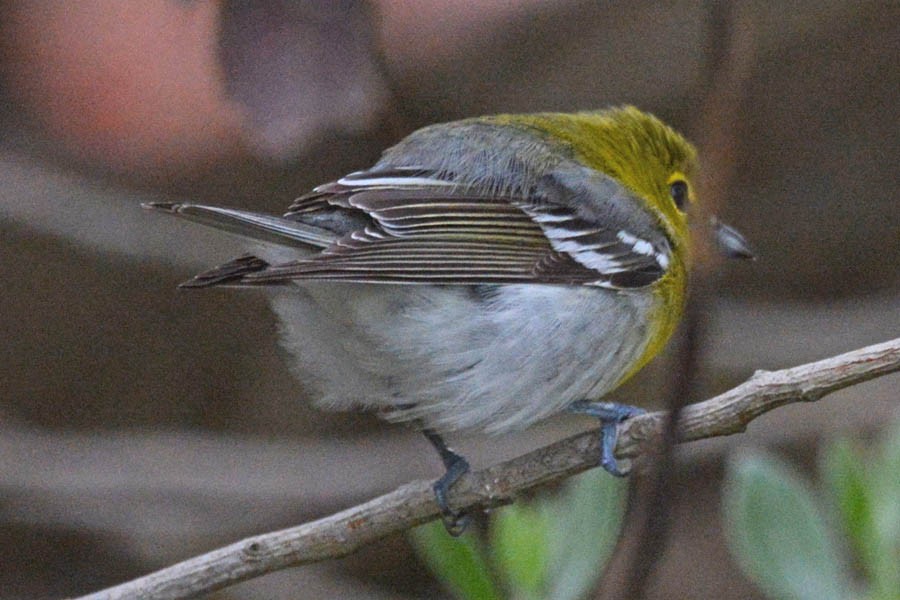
[76, 337, 900, 600]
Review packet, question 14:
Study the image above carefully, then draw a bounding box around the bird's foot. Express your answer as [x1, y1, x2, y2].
[423, 429, 472, 536]
[569, 401, 645, 476]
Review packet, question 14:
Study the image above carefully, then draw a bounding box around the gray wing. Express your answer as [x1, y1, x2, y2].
[150, 164, 672, 289]
[517, 163, 673, 288]
[240, 165, 670, 288]
[248, 171, 601, 284]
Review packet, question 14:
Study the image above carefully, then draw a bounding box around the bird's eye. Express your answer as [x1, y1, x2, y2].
[669, 180, 689, 210]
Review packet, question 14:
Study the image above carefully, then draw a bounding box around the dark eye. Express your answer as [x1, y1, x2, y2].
[669, 180, 688, 210]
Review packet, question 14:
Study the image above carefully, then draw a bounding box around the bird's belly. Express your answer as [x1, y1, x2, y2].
[270, 283, 655, 434]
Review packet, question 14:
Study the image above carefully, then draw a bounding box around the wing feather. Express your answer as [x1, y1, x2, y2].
[232, 166, 670, 288]
[244, 239, 600, 284]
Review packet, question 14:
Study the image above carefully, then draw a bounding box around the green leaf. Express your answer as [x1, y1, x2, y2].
[821, 437, 875, 568]
[723, 452, 851, 600]
[543, 470, 627, 600]
[491, 502, 550, 600]
[822, 422, 900, 600]
[868, 421, 900, 600]
[409, 521, 503, 600]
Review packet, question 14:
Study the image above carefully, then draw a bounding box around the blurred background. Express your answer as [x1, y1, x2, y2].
[0, 1, 897, 598]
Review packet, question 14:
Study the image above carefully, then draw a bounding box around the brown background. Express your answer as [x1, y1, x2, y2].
[0, 1, 897, 598]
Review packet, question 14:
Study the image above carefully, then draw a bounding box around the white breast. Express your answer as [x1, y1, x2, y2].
[270, 282, 655, 434]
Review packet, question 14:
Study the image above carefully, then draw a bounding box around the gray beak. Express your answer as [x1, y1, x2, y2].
[713, 218, 755, 260]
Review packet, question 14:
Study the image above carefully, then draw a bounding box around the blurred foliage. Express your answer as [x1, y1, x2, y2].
[409, 470, 627, 600]
[409, 521, 502, 600]
[724, 419, 900, 600]
[411, 419, 900, 600]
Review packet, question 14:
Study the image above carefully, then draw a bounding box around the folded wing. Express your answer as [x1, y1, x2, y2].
[152, 165, 671, 289]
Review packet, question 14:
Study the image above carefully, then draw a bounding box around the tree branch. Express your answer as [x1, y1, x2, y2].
[77, 337, 900, 600]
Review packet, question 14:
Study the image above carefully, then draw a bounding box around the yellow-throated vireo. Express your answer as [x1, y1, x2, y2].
[146, 106, 753, 534]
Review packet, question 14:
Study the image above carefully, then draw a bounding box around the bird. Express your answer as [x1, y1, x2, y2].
[145, 106, 753, 534]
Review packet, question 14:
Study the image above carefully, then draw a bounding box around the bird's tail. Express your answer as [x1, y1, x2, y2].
[142, 202, 337, 249]
[143, 202, 339, 288]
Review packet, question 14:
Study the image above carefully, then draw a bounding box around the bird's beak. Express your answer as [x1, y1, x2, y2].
[712, 218, 755, 260]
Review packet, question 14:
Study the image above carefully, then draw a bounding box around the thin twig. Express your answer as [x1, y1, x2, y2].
[76, 337, 900, 600]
